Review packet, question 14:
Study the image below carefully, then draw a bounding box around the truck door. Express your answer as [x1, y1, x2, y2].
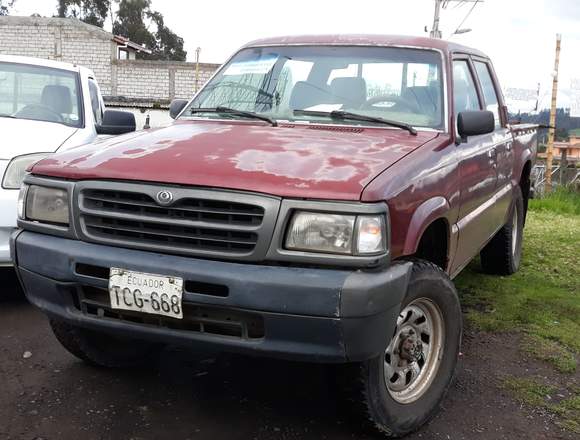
[452, 58, 499, 269]
[472, 59, 513, 223]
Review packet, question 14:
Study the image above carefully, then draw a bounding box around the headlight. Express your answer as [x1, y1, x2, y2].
[2, 153, 50, 189]
[25, 185, 69, 225]
[285, 211, 386, 255]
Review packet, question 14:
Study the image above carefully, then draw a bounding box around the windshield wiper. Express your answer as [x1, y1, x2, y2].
[293, 109, 417, 135]
[190, 106, 277, 127]
[0, 113, 16, 119]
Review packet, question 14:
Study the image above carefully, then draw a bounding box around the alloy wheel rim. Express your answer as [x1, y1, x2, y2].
[384, 298, 445, 404]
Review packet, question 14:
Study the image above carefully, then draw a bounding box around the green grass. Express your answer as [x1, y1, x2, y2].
[456, 192, 579, 432]
[520, 334, 577, 374]
[503, 377, 580, 434]
[529, 187, 580, 216]
[456, 209, 580, 357]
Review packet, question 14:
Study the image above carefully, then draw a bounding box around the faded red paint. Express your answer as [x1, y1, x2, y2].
[31, 120, 438, 201]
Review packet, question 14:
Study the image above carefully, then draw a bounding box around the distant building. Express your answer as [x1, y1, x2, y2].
[0, 16, 220, 110]
[554, 131, 580, 162]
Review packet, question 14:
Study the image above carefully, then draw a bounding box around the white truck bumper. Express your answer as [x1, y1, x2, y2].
[0, 162, 18, 265]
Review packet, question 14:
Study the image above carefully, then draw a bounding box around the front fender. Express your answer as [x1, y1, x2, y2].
[402, 196, 450, 255]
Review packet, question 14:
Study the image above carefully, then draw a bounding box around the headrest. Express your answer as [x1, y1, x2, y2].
[41, 85, 72, 114]
[289, 81, 332, 110]
[330, 77, 367, 108]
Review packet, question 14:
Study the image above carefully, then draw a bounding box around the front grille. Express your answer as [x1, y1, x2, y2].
[83, 190, 265, 226]
[83, 214, 258, 254]
[75, 182, 280, 260]
[74, 286, 264, 340]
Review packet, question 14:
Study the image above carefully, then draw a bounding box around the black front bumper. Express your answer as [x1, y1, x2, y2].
[12, 231, 411, 363]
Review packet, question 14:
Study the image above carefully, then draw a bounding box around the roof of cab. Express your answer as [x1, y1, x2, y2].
[0, 54, 95, 76]
[243, 34, 488, 58]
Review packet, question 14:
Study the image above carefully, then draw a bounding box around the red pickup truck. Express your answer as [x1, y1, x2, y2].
[11, 35, 537, 437]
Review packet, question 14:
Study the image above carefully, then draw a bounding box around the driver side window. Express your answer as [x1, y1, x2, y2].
[453, 60, 480, 113]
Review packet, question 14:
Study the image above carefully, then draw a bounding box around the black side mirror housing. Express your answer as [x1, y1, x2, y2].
[96, 110, 136, 135]
[457, 110, 495, 142]
[170, 99, 189, 119]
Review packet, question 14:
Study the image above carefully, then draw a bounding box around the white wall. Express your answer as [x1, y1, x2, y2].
[115, 107, 174, 130]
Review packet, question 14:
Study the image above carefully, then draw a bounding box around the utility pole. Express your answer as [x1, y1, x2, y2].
[429, 0, 482, 39]
[545, 34, 562, 194]
[194, 47, 201, 92]
[430, 0, 443, 38]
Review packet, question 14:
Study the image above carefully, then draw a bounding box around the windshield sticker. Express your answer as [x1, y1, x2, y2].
[223, 56, 278, 76]
[304, 104, 343, 112]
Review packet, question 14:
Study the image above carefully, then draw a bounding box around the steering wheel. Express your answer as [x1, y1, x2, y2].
[362, 94, 420, 114]
[14, 104, 64, 123]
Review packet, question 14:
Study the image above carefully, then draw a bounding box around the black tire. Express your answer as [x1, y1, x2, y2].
[480, 186, 524, 275]
[338, 261, 462, 438]
[49, 319, 161, 368]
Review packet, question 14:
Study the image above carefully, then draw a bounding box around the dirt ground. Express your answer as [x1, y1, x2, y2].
[0, 268, 575, 440]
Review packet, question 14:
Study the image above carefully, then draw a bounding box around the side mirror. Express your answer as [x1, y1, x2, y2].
[169, 99, 189, 119]
[96, 110, 136, 135]
[457, 110, 495, 142]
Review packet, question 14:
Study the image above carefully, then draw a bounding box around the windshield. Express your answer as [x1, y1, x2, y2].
[0, 62, 82, 127]
[187, 46, 444, 129]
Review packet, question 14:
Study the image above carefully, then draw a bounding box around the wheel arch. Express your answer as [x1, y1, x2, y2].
[402, 197, 452, 271]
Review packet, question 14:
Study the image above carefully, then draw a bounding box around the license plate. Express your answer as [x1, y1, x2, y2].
[108, 268, 183, 319]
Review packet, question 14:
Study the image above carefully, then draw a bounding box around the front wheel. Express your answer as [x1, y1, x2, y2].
[339, 261, 462, 437]
[50, 319, 161, 368]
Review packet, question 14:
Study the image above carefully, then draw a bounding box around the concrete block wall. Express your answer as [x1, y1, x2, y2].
[114, 61, 218, 102]
[0, 16, 220, 106]
[116, 62, 171, 99]
[174, 66, 216, 98]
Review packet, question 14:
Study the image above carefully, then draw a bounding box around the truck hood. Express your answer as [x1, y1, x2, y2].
[31, 120, 438, 200]
[0, 118, 78, 160]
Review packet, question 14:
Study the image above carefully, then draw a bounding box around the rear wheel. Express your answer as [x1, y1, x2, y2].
[480, 187, 524, 275]
[339, 261, 462, 437]
[50, 319, 161, 368]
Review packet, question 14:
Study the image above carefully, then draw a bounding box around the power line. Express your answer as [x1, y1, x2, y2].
[453, 0, 479, 35]
[430, 0, 482, 39]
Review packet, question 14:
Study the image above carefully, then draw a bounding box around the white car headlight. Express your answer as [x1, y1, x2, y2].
[2, 153, 50, 189]
[285, 211, 386, 255]
[24, 185, 69, 225]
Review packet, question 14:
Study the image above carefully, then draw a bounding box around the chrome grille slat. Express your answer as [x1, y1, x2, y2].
[75, 182, 280, 261]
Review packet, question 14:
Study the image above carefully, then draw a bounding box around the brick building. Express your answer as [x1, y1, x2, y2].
[0, 16, 220, 107]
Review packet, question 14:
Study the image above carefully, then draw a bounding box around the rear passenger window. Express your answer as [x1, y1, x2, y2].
[453, 60, 480, 114]
[474, 61, 501, 128]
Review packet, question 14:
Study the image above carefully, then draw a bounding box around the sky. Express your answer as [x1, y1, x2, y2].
[10, 0, 580, 112]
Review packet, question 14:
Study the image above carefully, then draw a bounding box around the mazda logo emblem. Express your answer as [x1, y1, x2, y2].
[156, 190, 174, 205]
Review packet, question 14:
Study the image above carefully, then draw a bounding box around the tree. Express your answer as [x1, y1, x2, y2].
[0, 0, 16, 16]
[57, 0, 110, 27]
[112, 0, 156, 52]
[55, 0, 186, 61]
[147, 10, 186, 61]
[113, 0, 186, 61]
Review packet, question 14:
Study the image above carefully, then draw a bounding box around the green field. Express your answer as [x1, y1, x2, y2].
[455, 189, 580, 432]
